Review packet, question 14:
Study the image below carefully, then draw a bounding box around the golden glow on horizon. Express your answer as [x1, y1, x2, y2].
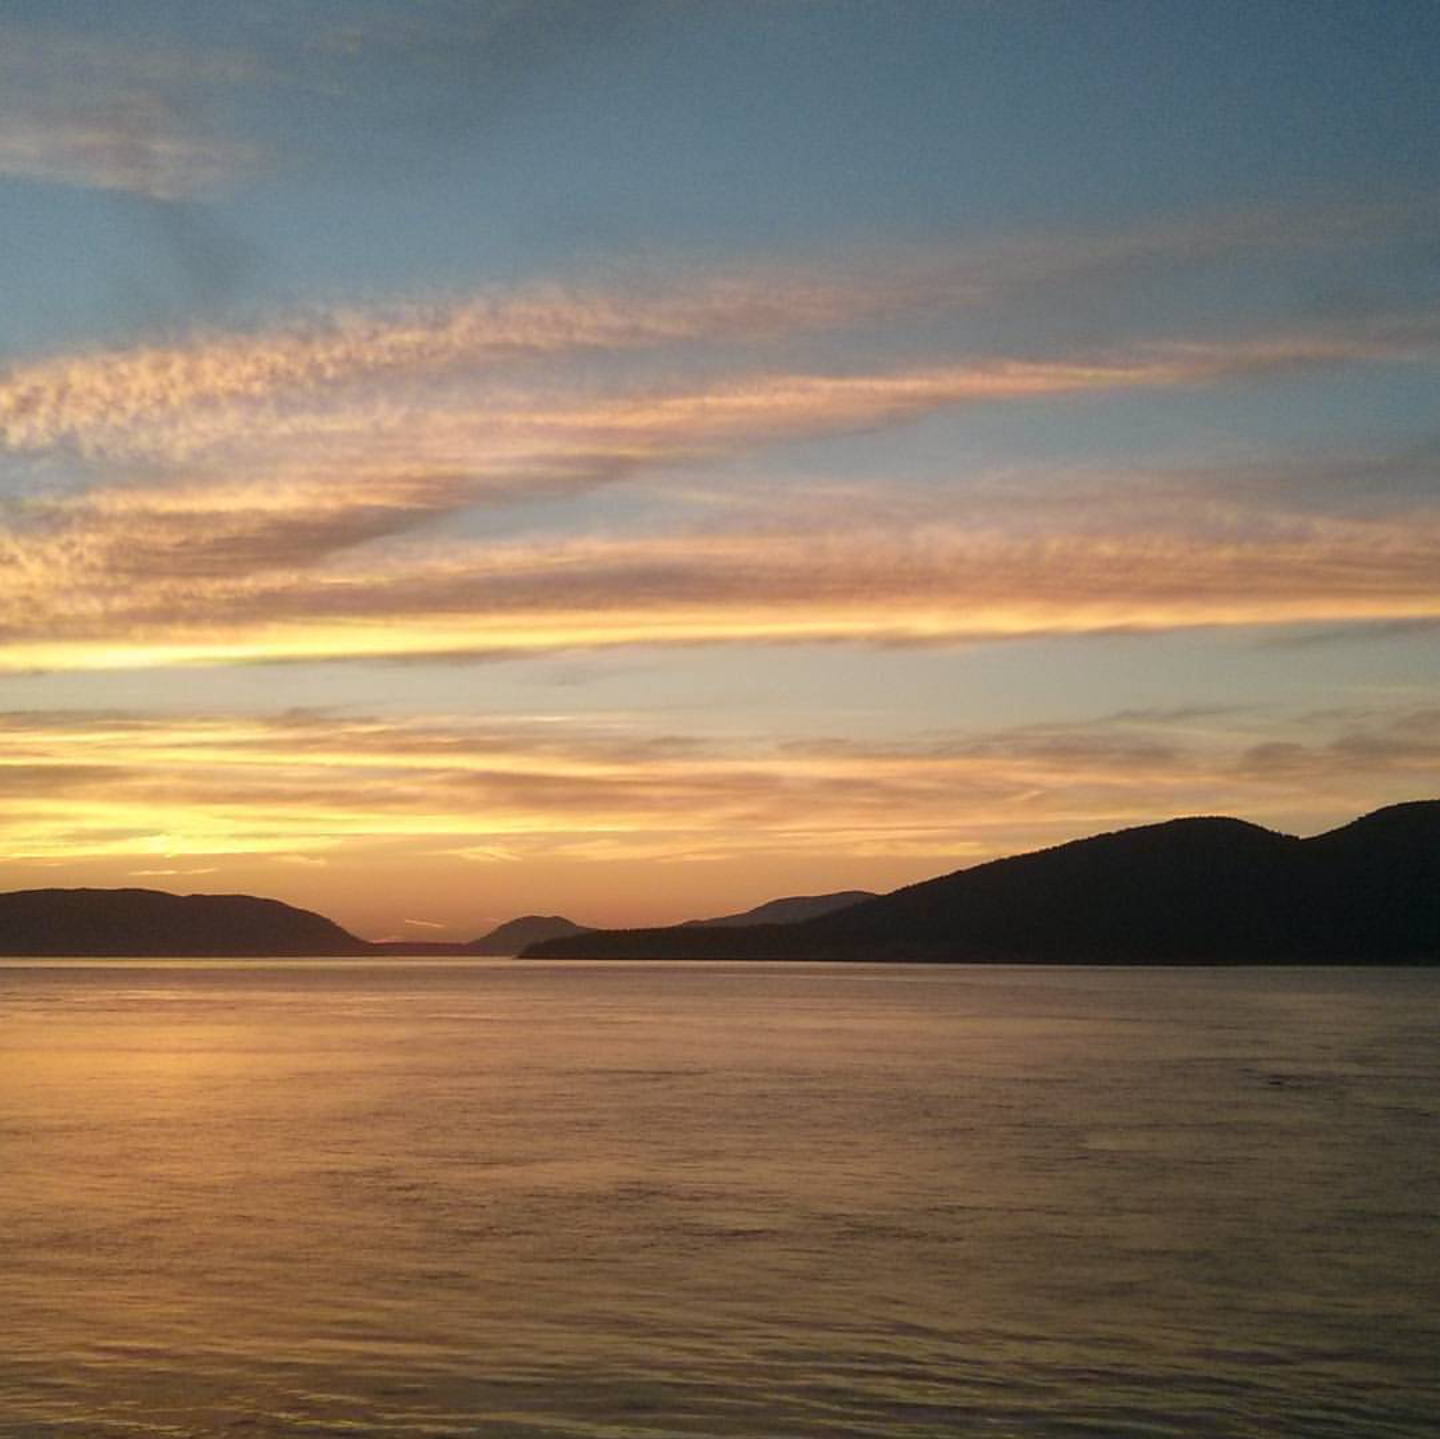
[1, 221, 1436, 932]
[0, 704, 1435, 935]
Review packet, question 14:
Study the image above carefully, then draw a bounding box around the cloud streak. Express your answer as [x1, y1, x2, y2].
[4, 203, 1434, 459]
[2, 219, 1438, 674]
[0, 96, 261, 201]
[0, 22, 267, 200]
[2, 497, 1438, 672]
[0, 705, 1432, 880]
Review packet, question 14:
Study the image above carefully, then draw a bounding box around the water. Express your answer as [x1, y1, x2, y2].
[2, 960, 1438, 1438]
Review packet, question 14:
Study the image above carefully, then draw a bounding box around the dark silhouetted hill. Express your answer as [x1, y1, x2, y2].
[0, 888, 363, 957]
[468, 914, 592, 954]
[525, 802, 1440, 963]
[682, 890, 876, 928]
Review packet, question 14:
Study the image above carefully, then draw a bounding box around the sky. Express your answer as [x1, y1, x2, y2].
[1, 0, 1438, 939]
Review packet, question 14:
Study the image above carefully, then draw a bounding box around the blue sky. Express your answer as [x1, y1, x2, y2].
[0, 1, 1437, 936]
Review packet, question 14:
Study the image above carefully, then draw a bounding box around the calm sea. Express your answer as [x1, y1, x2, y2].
[2, 960, 1437, 1437]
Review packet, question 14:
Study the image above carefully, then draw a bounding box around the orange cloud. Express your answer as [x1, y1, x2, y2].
[0, 273, 894, 461]
[1, 502, 1437, 672]
[2, 232, 1437, 677]
[3, 226, 1432, 460]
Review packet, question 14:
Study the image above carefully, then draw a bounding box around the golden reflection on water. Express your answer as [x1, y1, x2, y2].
[2, 960, 1439, 1437]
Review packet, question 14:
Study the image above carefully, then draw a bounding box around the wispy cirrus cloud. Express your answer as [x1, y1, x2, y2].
[0, 22, 266, 200]
[2, 493, 1438, 672]
[0, 95, 261, 201]
[2, 218, 1438, 674]
[0, 2, 668, 200]
[3, 198, 1435, 459]
[8, 334, 1392, 581]
[0, 276, 872, 459]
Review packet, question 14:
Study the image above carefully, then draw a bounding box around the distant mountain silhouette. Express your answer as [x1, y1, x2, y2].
[6, 803, 1434, 961]
[526, 802, 1440, 963]
[0, 888, 362, 957]
[468, 914, 592, 954]
[682, 890, 876, 928]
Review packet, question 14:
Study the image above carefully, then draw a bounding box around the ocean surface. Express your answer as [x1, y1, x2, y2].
[2, 961, 1438, 1438]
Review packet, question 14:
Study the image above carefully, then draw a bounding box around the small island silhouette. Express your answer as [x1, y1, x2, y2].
[0, 802, 1434, 961]
[468, 915, 594, 955]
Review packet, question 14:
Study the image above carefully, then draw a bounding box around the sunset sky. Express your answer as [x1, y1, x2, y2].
[1, 0, 1437, 938]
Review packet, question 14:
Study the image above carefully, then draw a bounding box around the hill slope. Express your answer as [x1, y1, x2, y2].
[682, 890, 876, 928]
[526, 802, 1440, 963]
[0, 888, 363, 957]
[468, 914, 592, 954]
